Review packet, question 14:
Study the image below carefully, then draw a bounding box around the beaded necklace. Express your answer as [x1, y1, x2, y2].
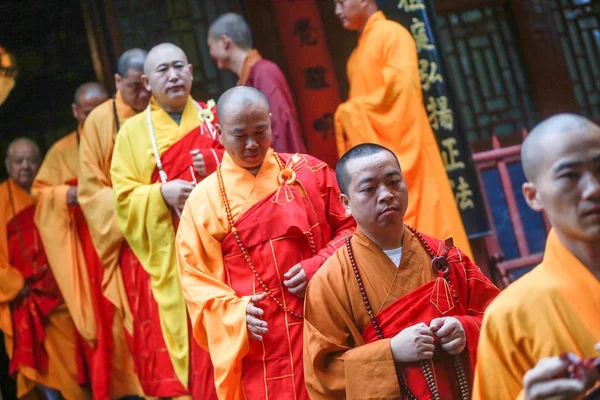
[215, 152, 317, 319]
[345, 225, 470, 400]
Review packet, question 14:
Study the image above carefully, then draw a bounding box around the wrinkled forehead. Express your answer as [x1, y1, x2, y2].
[346, 152, 401, 184]
[542, 129, 600, 172]
[221, 101, 269, 126]
[7, 143, 39, 160]
[146, 48, 188, 71]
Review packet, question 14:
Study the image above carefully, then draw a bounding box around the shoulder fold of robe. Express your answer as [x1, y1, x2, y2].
[473, 228, 600, 400]
[335, 11, 472, 258]
[177, 149, 355, 399]
[111, 95, 223, 387]
[78, 91, 136, 332]
[32, 131, 96, 342]
[242, 50, 307, 154]
[304, 227, 499, 399]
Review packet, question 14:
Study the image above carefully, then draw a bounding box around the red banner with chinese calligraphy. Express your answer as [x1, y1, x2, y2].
[269, 0, 341, 167]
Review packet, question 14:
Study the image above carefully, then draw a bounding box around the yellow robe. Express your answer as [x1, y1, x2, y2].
[32, 130, 144, 398]
[31, 130, 96, 343]
[335, 11, 472, 258]
[78, 91, 136, 332]
[473, 229, 600, 399]
[110, 96, 203, 387]
[0, 179, 91, 400]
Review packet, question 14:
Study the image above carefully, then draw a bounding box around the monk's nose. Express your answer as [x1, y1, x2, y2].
[582, 172, 600, 200]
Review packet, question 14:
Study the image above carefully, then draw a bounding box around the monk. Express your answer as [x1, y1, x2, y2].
[333, 0, 472, 258]
[0, 138, 91, 399]
[111, 43, 222, 399]
[473, 114, 600, 399]
[77, 49, 150, 376]
[208, 13, 307, 154]
[303, 143, 499, 399]
[33, 82, 146, 400]
[176, 86, 356, 399]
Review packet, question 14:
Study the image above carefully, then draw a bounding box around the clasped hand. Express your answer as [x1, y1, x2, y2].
[160, 179, 195, 210]
[390, 317, 466, 363]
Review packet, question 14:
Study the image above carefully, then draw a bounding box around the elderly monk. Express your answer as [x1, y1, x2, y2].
[176, 86, 356, 399]
[78, 49, 150, 367]
[473, 114, 600, 400]
[208, 13, 306, 154]
[303, 143, 499, 399]
[333, 0, 472, 258]
[0, 138, 91, 399]
[111, 42, 222, 399]
[33, 82, 146, 400]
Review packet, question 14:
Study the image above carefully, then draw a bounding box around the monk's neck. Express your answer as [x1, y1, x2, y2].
[358, 7, 379, 33]
[557, 231, 600, 280]
[231, 48, 249, 77]
[361, 224, 404, 250]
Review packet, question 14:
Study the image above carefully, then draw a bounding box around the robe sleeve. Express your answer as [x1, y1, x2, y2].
[303, 254, 400, 399]
[176, 187, 251, 400]
[251, 62, 307, 154]
[78, 115, 133, 331]
[334, 23, 422, 160]
[299, 165, 355, 281]
[0, 198, 24, 303]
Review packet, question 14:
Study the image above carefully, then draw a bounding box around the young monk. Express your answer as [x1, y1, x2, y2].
[208, 13, 306, 154]
[303, 143, 499, 399]
[110, 42, 222, 399]
[473, 114, 600, 399]
[0, 138, 91, 400]
[333, 0, 472, 257]
[176, 86, 355, 399]
[32, 82, 146, 400]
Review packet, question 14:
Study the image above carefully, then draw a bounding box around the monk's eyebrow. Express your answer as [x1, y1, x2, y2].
[554, 160, 581, 173]
[356, 177, 374, 186]
[385, 171, 401, 178]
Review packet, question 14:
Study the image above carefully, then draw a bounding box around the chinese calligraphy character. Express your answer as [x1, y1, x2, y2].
[304, 67, 329, 89]
[293, 18, 318, 46]
[398, 0, 425, 12]
[450, 177, 475, 210]
[441, 137, 465, 172]
[419, 59, 443, 91]
[410, 18, 435, 52]
[312, 112, 334, 140]
[426, 96, 453, 131]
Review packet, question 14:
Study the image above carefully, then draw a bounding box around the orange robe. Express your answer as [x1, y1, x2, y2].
[335, 11, 472, 258]
[473, 229, 600, 399]
[303, 228, 499, 399]
[111, 96, 222, 398]
[0, 178, 91, 400]
[177, 149, 356, 399]
[32, 131, 144, 399]
[78, 91, 136, 332]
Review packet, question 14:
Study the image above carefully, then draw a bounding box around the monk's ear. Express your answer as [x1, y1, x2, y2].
[188, 63, 193, 81]
[114, 73, 122, 92]
[222, 35, 233, 50]
[216, 124, 224, 144]
[141, 74, 151, 92]
[522, 182, 543, 212]
[340, 193, 352, 216]
[71, 103, 79, 121]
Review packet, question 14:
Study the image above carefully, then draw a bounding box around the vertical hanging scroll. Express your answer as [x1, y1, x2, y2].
[269, 0, 341, 167]
[379, 0, 490, 238]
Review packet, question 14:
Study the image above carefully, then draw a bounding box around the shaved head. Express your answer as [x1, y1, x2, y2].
[208, 13, 253, 49]
[217, 86, 270, 127]
[144, 43, 188, 75]
[5, 137, 41, 192]
[72, 82, 109, 125]
[522, 114, 600, 183]
[117, 48, 147, 77]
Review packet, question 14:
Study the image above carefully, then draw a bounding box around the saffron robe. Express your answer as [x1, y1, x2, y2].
[239, 50, 307, 154]
[111, 96, 222, 395]
[0, 178, 91, 400]
[78, 91, 136, 331]
[335, 11, 472, 259]
[473, 229, 600, 400]
[303, 228, 499, 399]
[177, 149, 356, 399]
[32, 131, 144, 399]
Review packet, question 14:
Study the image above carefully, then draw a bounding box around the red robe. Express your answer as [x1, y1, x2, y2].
[119, 104, 223, 398]
[303, 228, 500, 399]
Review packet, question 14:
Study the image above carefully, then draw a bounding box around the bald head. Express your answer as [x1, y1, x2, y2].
[208, 13, 253, 50]
[115, 48, 150, 112]
[117, 48, 147, 77]
[143, 43, 192, 113]
[5, 137, 41, 192]
[72, 82, 108, 125]
[522, 114, 600, 183]
[217, 86, 270, 127]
